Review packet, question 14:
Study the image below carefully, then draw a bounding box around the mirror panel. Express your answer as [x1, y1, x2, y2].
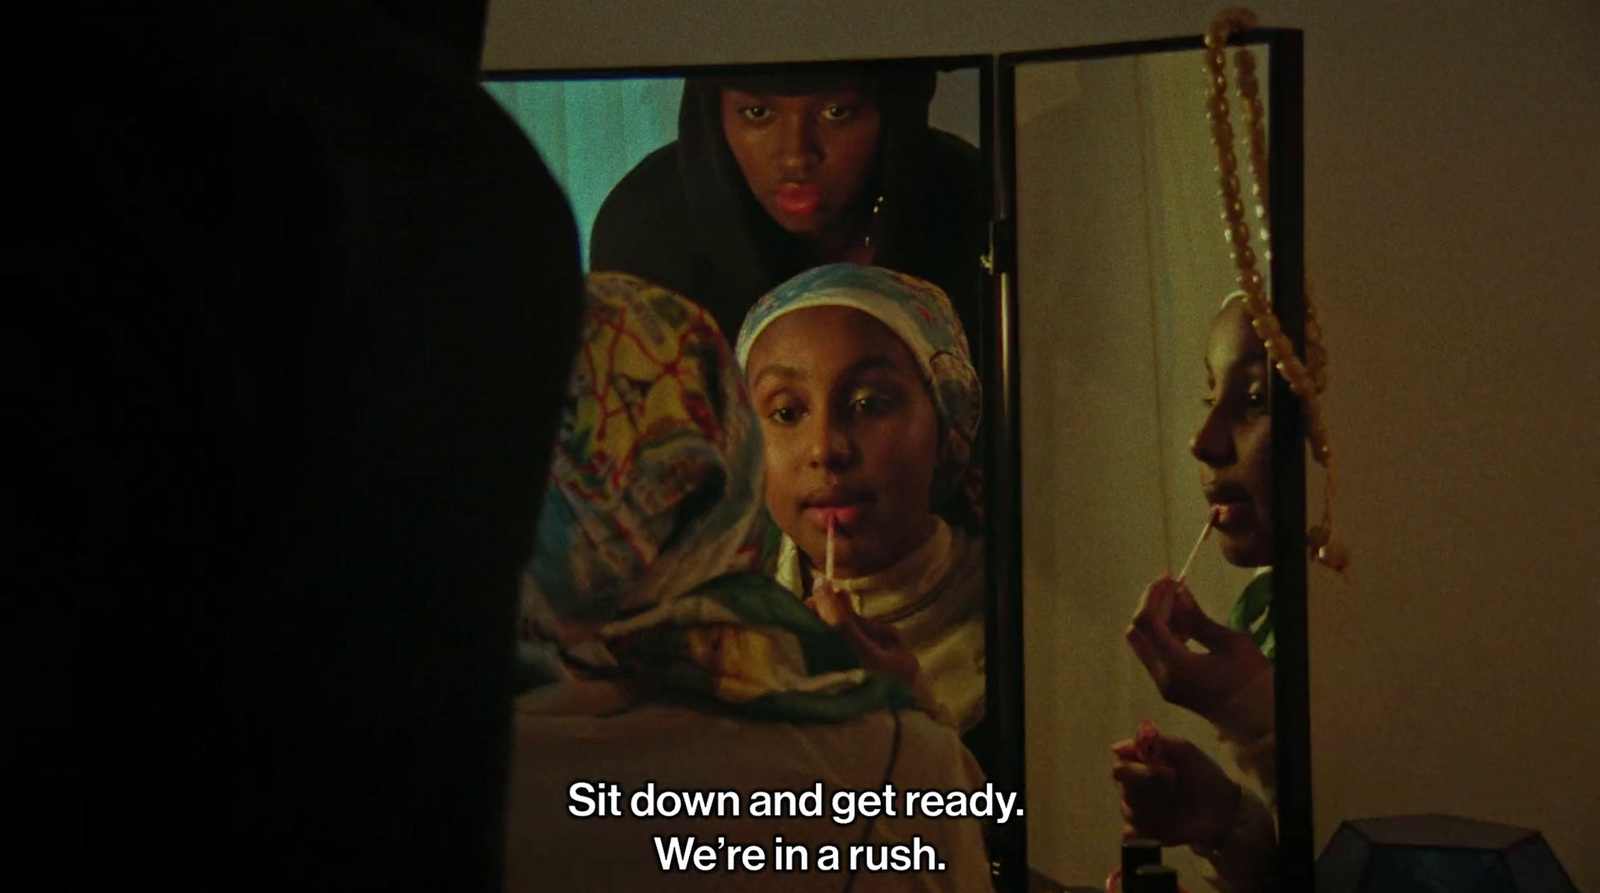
[483, 56, 1006, 768]
[1009, 38, 1301, 892]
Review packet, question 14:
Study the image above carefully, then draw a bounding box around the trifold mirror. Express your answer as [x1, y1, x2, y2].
[488, 27, 1308, 893]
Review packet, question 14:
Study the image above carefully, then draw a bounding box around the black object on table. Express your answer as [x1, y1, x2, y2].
[1317, 814, 1579, 893]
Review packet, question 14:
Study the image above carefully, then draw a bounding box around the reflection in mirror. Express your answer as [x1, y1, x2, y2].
[503, 273, 997, 892]
[483, 61, 1011, 883]
[487, 64, 994, 760]
[485, 64, 1007, 891]
[484, 69, 987, 356]
[1013, 46, 1286, 891]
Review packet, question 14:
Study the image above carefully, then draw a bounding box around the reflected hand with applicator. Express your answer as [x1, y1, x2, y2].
[1125, 508, 1271, 725]
[806, 513, 955, 727]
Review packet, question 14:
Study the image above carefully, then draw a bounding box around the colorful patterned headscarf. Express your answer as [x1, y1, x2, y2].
[518, 273, 913, 720]
[734, 263, 983, 516]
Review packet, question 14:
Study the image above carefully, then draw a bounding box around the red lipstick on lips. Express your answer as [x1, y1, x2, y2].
[808, 505, 863, 527]
[1202, 481, 1253, 531]
[776, 182, 822, 216]
[801, 487, 870, 530]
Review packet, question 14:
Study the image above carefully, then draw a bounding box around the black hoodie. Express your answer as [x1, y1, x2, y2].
[589, 69, 989, 352]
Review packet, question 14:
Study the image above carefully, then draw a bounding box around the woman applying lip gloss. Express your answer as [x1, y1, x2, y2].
[507, 272, 995, 893]
[1114, 295, 1284, 893]
[736, 263, 989, 763]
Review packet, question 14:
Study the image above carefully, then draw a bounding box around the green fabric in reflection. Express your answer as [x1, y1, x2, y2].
[1227, 571, 1275, 665]
[485, 79, 683, 268]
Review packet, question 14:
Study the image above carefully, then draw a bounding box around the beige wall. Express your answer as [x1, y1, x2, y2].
[486, 0, 1600, 888]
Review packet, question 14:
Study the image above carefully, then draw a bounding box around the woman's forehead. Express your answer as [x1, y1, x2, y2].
[750, 306, 918, 374]
[1209, 304, 1267, 363]
[715, 75, 866, 98]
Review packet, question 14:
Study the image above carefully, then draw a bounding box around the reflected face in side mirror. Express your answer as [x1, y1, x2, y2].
[719, 89, 881, 241]
[746, 306, 940, 578]
[1190, 299, 1274, 568]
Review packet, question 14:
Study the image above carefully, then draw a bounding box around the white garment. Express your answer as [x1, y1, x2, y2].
[504, 682, 995, 893]
[774, 519, 987, 733]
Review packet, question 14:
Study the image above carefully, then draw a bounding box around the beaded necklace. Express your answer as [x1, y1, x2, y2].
[1205, 7, 1349, 573]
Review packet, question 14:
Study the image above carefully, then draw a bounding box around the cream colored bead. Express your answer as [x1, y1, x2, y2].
[1318, 541, 1350, 572]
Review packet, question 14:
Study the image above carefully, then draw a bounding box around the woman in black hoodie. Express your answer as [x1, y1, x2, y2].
[589, 67, 989, 354]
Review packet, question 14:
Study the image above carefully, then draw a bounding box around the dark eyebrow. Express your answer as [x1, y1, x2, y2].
[840, 355, 906, 380]
[1219, 357, 1271, 387]
[750, 364, 805, 388]
[752, 354, 912, 391]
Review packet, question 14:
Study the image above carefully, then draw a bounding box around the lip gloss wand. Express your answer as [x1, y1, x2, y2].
[824, 513, 836, 583]
[1174, 507, 1220, 587]
[1158, 508, 1220, 628]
